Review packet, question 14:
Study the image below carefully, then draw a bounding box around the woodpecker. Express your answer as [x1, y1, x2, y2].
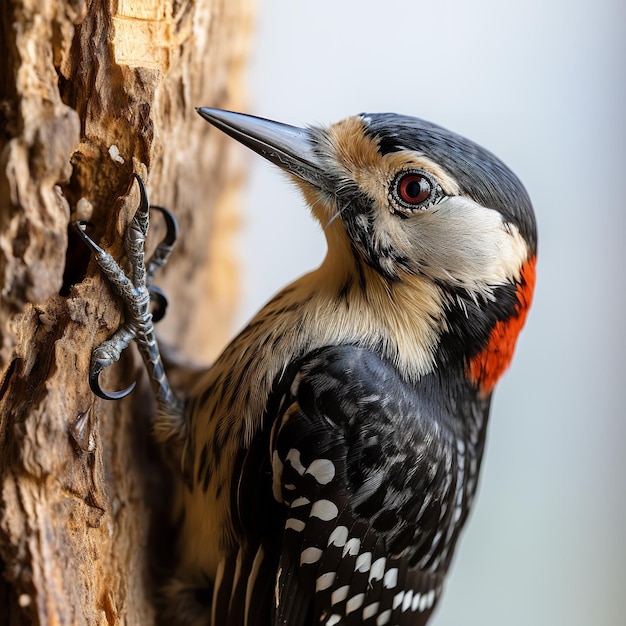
[75, 109, 536, 626]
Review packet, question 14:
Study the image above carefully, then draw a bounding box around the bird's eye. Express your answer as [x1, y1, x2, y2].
[389, 169, 445, 217]
[397, 173, 432, 205]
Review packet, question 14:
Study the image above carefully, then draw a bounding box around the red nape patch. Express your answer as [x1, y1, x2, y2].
[467, 255, 536, 395]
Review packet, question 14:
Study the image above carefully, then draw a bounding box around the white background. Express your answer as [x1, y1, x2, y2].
[229, 1, 625, 624]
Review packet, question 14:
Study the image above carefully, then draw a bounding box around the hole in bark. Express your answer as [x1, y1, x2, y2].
[60, 221, 91, 296]
[194, 586, 213, 607]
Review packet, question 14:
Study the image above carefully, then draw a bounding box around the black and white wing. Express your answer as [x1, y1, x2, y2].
[214, 344, 477, 625]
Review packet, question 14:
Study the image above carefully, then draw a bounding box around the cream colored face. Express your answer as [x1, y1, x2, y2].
[292, 115, 531, 297]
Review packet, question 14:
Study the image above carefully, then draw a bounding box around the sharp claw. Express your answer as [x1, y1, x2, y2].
[133, 173, 149, 215]
[89, 367, 137, 400]
[149, 285, 168, 323]
[73, 220, 104, 255]
[150, 205, 179, 246]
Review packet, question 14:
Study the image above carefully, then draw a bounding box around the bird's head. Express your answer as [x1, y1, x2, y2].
[197, 108, 536, 394]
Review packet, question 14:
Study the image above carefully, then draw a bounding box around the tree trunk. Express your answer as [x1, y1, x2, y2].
[0, 0, 252, 623]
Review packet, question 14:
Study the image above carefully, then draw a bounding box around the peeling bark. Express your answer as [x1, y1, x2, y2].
[0, 1, 252, 623]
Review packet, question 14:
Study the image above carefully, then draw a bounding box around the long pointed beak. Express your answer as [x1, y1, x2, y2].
[196, 108, 324, 188]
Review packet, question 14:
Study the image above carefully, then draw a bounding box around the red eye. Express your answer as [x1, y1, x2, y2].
[397, 173, 432, 205]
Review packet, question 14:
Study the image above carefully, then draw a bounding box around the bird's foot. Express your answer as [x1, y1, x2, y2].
[74, 174, 180, 412]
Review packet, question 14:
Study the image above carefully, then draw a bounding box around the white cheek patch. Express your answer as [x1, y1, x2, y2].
[403, 196, 530, 291]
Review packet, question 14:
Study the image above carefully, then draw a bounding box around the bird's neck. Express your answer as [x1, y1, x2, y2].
[303, 250, 445, 382]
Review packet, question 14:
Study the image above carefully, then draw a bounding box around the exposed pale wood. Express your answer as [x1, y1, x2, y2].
[0, 0, 252, 623]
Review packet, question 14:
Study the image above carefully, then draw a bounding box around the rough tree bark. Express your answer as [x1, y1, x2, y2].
[0, 0, 252, 623]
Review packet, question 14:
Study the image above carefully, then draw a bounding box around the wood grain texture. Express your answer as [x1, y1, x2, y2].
[0, 0, 252, 623]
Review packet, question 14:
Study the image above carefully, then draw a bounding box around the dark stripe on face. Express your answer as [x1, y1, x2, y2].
[337, 190, 411, 282]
